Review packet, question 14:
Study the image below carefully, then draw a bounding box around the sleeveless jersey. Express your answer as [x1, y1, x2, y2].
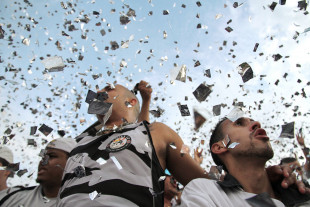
[57, 121, 164, 207]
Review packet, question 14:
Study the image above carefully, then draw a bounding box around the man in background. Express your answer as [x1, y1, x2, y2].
[0, 146, 17, 199]
[2, 138, 76, 207]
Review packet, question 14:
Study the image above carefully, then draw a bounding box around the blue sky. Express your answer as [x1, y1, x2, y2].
[1, 0, 310, 186]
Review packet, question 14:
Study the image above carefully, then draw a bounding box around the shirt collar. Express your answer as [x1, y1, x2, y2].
[217, 173, 310, 206]
[217, 173, 243, 189]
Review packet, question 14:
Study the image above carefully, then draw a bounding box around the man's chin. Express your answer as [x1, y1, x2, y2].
[36, 178, 42, 184]
[36, 176, 45, 184]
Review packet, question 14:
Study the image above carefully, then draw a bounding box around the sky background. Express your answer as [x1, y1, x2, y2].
[1, 0, 310, 186]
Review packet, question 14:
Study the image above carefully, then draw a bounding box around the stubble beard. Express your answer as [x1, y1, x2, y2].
[235, 141, 274, 161]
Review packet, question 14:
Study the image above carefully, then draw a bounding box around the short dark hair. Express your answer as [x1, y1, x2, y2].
[0, 157, 9, 167]
[209, 117, 228, 172]
[280, 157, 297, 165]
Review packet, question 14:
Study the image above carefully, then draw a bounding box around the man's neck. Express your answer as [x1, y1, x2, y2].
[227, 158, 276, 198]
[0, 183, 8, 191]
[41, 184, 59, 198]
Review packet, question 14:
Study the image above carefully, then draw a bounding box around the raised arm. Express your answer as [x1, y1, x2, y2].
[137, 80, 152, 122]
[296, 132, 310, 177]
[149, 122, 208, 186]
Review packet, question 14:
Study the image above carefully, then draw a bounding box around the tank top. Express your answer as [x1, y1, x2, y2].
[57, 121, 164, 207]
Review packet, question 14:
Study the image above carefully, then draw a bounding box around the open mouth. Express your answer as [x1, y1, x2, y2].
[254, 128, 269, 140]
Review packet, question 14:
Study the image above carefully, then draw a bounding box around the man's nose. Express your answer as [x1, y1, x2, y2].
[249, 121, 261, 131]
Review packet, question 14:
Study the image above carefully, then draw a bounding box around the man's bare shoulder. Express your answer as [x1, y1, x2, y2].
[148, 122, 172, 134]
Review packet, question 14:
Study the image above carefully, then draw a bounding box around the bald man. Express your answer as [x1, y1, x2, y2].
[57, 84, 206, 207]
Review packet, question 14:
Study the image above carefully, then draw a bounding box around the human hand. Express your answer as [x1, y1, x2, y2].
[266, 165, 310, 194]
[296, 131, 305, 146]
[137, 80, 152, 101]
[194, 147, 203, 165]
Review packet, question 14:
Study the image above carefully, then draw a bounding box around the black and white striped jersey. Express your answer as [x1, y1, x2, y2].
[57, 121, 164, 207]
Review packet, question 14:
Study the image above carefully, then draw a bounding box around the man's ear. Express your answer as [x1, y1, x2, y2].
[211, 142, 228, 155]
[129, 98, 137, 106]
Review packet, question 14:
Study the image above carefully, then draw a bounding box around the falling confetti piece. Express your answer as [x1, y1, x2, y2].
[178, 104, 191, 116]
[169, 142, 177, 149]
[96, 158, 107, 165]
[279, 122, 295, 138]
[89, 190, 99, 200]
[237, 62, 254, 83]
[193, 84, 212, 102]
[227, 107, 245, 122]
[228, 142, 239, 149]
[111, 156, 122, 170]
[41, 56, 65, 72]
[158, 176, 166, 182]
[180, 144, 190, 155]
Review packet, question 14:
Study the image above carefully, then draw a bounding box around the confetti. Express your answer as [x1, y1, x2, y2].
[41, 56, 65, 72]
[111, 156, 122, 170]
[150, 107, 164, 118]
[237, 62, 254, 83]
[17, 169, 28, 177]
[204, 69, 211, 78]
[253, 43, 259, 52]
[88, 100, 112, 115]
[27, 139, 36, 146]
[273, 54, 282, 61]
[85, 90, 98, 104]
[41, 155, 49, 166]
[208, 166, 221, 180]
[58, 130, 65, 137]
[30, 126, 37, 135]
[38, 124, 53, 136]
[269, 2, 277, 11]
[228, 142, 239, 149]
[0, 26, 5, 39]
[193, 110, 206, 131]
[213, 105, 221, 116]
[227, 107, 245, 122]
[225, 27, 233, 32]
[279, 122, 295, 138]
[180, 144, 190, 156]
[96, 157, 107, 165]
[89, 190, 99, 200]
[163, 10, 169, 15]
[158, 176, 166, 182]
[222, 135, 231, 148]
[169, 142, 177, 149]
[125, 101, 133, 108]
[170, 65, 187, 83]
[120, 15, 130, 25]
[193, 84, 212, 102]
[178, 104, 191, 116]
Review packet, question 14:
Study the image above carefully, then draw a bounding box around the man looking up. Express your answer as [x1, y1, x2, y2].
[180, 117, 310, 206]
[78, 80, 152, 137]
[58, 84, 309, 207]
[58, 84, 208, 207]
[3, 138, 76, 207]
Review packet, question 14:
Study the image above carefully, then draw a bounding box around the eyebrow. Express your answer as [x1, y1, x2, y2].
[234, 117, 254, 122]
[46, 152, 57, 156]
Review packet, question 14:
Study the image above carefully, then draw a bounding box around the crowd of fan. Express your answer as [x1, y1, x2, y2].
[1, 81, 310, 207]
